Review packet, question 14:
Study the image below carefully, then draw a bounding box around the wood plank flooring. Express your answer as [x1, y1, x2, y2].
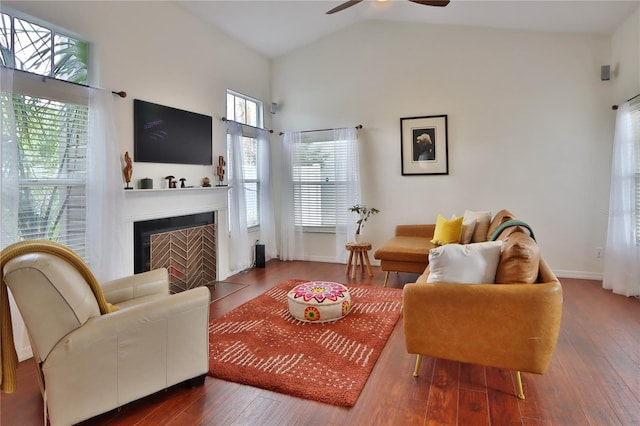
[1, 260, 639, 425]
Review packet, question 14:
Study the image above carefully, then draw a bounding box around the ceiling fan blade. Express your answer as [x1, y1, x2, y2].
[326, 0, 364, 15]
[408, 0, 451, 6]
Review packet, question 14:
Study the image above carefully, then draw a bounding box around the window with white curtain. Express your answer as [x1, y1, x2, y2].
[226, 89, 263, 228]
[1, 11, 90, 256]
[292, 130, 350, 232]
[632, 101, 640, 244]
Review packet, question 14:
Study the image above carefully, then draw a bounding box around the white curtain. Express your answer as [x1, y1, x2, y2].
[1, 67, 18, 250]
[226, 121, 251, 272]
[86, 87, 127, 281]
[279, 128, 361, 262]
[334, 127, 360, 263]
[280, 131, 304, 260]
[1, 70, 127, 358]
[257, 128, 277, 260]
[0, 67, 29, 360]
[603, 101, 640, 297]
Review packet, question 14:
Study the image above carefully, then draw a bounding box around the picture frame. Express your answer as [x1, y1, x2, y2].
[400, 115, 449, 175]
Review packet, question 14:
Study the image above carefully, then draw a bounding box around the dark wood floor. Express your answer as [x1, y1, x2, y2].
[2, 260, 639, 425]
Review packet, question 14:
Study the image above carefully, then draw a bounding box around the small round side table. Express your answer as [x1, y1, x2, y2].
[345, 242, 373, 279]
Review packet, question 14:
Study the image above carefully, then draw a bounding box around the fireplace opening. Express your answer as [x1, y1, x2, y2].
[134, 212, 215, 293]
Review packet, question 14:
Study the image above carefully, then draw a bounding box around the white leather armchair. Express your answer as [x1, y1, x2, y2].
[2, 250, 210, 426]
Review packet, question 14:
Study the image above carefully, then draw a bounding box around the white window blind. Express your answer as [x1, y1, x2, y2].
[292, 130, 349, 231]
[13, 93, 88, 256]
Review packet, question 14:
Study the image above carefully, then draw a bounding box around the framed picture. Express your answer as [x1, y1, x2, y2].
[400, 115, 448, 175]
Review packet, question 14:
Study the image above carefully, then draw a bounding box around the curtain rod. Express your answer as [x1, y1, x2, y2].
[2, 66, 127, 98]
[221, 117, 274, 133]
[612, 93, 640, 110]
[278, 124, 363, 136]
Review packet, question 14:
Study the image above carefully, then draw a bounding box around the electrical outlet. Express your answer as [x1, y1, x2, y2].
[596, 247, 603, 258]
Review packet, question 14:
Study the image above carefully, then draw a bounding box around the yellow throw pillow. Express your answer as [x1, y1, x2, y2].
[431, 214, 463, 245]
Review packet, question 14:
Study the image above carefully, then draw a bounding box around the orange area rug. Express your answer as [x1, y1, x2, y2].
[208, 279, 403, 407]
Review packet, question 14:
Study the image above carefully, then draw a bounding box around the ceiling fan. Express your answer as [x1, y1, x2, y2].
[327, 0, 450, 15]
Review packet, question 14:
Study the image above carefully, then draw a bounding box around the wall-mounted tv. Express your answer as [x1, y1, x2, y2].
[134, 99, 213, 165]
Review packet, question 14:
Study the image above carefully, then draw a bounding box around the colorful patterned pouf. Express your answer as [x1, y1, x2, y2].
[287, 281, 351, 323]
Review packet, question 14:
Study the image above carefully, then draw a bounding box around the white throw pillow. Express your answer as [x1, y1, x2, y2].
[427, 241, 503, 284]
[460, 219, 477, 244]
[452, 216, 477, 245]
[463, 209, 492, 242]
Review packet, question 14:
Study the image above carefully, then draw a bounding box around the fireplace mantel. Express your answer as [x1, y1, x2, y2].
[124, 184, 230, 279]
[125, 185, 230, 222]
[125, 186, 229, 194]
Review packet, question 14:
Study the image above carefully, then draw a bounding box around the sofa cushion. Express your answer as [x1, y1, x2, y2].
[431, 214, 463, 245]
[374, 236, 436, 263]
[495, 232, 540, 284]
[487, 209, 515, 241]
[427, 241, 503, 284]
[460, 218, 477, 244]
[463, 210, 492, 242]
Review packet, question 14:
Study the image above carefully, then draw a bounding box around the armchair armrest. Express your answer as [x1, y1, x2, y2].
[101, 268, 169, 304]
[43, 286, 211, 421]
[403, 280, 562, 374]
[395, 224, 435, 238]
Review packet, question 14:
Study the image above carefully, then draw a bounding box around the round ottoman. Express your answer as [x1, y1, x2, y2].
[287, 281, 351, 323]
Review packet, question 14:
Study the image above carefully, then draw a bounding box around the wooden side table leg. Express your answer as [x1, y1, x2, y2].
[364, 251, 373, 277]
[351, 249, 358, 279]
[346, 248, 354, 276]
[359, 250, 365, 273]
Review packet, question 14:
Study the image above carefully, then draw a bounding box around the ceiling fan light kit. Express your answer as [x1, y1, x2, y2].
[326, 0, 450, 15]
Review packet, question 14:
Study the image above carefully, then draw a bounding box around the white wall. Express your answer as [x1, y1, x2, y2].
[611, 7, 640, 105]
[4, 0, 273, 280]
[272, 20, 616, 279]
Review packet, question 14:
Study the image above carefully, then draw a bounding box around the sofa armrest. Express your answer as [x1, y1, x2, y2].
[402, 279, 562, 374]
[101, 268, 169, 304]
[395, 224, 436, 238]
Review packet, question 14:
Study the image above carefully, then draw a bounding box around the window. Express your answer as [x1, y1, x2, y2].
[226, 90, 263, 228]
[1, 13, 88, 83]
[632, 101, 640, 244]
[291, 130, 351, 232]
[1, 11, 90, 256]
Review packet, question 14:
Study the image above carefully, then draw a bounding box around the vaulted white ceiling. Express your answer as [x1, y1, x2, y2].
[175, 0, 639, 58]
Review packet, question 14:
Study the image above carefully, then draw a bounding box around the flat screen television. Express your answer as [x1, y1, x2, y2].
[134, 99, 213, 165]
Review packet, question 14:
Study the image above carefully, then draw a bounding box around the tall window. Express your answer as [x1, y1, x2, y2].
[633, 101, 640, 244]
[291, 130, 351, 232]
[226, 90, 262, 228]
[1, 12, 90, 255]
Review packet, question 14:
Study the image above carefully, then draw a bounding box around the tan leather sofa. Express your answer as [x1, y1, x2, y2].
[2, 248, 211, 425]
[399, 210, 563, 399]
[373, 224, 437, 286]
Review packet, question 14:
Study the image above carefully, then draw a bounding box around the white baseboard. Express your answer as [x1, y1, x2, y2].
[301, 255, 342, 263]
[553, 270, 602, 280]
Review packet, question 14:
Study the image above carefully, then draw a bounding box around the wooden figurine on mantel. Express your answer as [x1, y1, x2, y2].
[123, 151, 133, 190]
[216, 155, 226, 186]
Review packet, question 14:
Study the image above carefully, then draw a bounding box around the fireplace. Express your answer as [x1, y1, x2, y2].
[134, 212, 215, 293]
